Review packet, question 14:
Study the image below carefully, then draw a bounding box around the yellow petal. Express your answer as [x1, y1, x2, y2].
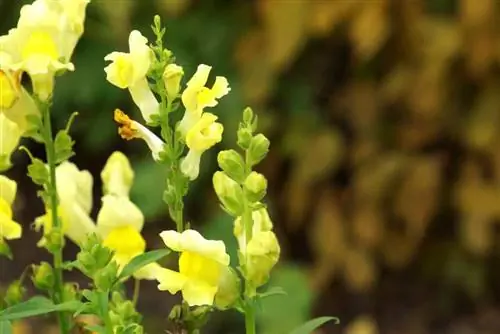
[181, 279, 218, 306]
[0, 175, 17, 207]
[156, 267, 188, 294]
[103, 225, 146, 264]
[186, 64, 211, 88]
[159, 229, 230, 266]
[56, 162, 93, 213]
[134, 262, 165, 280]
[0, 113, 21, 157]
[185, 112, 223, 152]
[96, 195, 144, 238]
[101, 151, 134, 197]
[179, 251, 222, 286]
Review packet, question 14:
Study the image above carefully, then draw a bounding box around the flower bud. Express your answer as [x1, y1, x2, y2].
[245, 231, 280, 293]
[163, 64, 184, 101]
[63, 283, 78, 302]
[94, 261, 119, 291]
[213, 171, 244, 216]
[45, 228, 65, 254]
[244, 172, 267, 203]
[32, 261, 54, 291]
[217, 150, 245, 183]
[237, 127, 253, 150]
[242, 107, 254, 125]
[4, 281, 26, 306]
[247, 134, 270, 166]
[215, 267, 241, 310]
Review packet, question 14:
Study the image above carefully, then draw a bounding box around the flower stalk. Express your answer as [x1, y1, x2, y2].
[38, 97, 71, 334]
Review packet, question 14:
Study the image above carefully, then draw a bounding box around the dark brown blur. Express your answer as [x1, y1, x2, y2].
[2, 0, 500, 333]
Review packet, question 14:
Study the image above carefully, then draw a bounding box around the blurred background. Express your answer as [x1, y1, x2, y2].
[2, 0, 500, 333]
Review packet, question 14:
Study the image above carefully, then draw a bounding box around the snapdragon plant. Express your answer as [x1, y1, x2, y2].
[0, 1, 337, 333]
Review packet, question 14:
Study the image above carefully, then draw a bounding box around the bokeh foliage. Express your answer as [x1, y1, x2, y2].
[3, 0, 500, 333]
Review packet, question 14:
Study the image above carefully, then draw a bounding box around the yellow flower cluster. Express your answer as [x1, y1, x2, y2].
[106, 30, 230, 181]
[0, 0, 89, 100]
[0, 0, 89, 170]
[0, 175, 22, 247]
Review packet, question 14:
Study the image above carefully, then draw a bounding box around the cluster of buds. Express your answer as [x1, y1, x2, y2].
[214, 108, 280, 297]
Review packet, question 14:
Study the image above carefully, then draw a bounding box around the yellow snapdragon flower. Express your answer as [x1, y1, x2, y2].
[35, 162, 95, 246]
[156, 229, 231, 306]
[96, 151, 161, 280]
[2, 0, 89, 100]
[0, 175, 22, 242]
[114, 109, 165, 161]
[104, 31, 159, 123]
[178, 64, 230, 135]
[100, 151, 134, 197]
[180, 112, 223, 180]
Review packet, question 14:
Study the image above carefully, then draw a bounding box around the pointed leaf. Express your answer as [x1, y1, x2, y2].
[289, 316, 339, 334]
[117, 249, 170, 281]
[0, 296, 82, 321]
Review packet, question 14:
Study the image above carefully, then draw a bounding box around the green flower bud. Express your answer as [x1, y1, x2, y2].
[217, 150, 245, 183]
[168, 305, 183, 322]
[45, 228, 65, 254]
[244, 172, 267, 203]
[237, 127, 253, 150]
[213, 171, 244, 216]
[62, 283, 78, 302]
[32, 261, 54, 291]
[247, 134, 270, 166]
[94, 261, 119, 291]
[214, 267, 241, 310]
[245, 231, 280, 294]
[243, 107, 254, 124]
[4, 281, 26, 306]
[163, 64, 184, 101]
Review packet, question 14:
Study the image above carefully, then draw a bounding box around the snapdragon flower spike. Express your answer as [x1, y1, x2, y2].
[156, 229, 231, 306]
[180, 112, 224, 180]
[104, 30, 159, 123]
[0, 175, 22, 243]
[114, 109, 165, 161]
[178, 64, 230, 136]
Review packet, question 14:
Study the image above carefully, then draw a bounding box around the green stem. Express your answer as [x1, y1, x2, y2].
[244, 304, 256, 334]
[98, 290, 113, 334]
[242, 150, 256, 334]
[132, 278, 140, 306]
[40, 99, 71, 334]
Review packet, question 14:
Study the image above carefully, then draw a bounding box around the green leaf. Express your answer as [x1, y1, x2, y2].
[27, 159, 49, 186]
[258, 286, 287, 300]
[0, 242, 12, 260]
[54, 130, 75, 163]
[0, 320, 12, 334]
[0, 296, 82, 321]
[288, 317, 340, 334]
[117, 249, 170, 281]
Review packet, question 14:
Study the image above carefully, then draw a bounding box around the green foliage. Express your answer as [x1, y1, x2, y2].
[26, 157, 49, 186]
[54, 130, 75, 163]
[116, 249, 170, 282]
[0, 297, 81, 321]
[0, 242, 12, 260]
[258, 265, 313, 334]
[288, 317, 340, 334]
[4, 281, 26, 307]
